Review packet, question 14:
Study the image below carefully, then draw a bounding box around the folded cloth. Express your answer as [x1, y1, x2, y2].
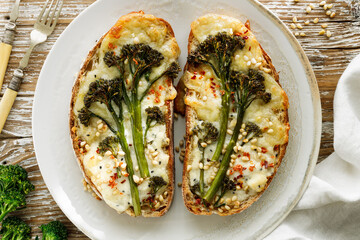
[266, 54, 360, 240]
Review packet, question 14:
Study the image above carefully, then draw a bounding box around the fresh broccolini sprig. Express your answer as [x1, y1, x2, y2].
[104, 44, 180, 179]
[188, 32, 245, 164]
[203, 69, 270, 203]
[78, 77, 141, 216]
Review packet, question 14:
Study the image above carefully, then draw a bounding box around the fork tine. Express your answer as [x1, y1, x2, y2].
[36, 0, 50, 22]
[50, 0, 63, 29]
[42, 0, 55, 23]
[47, 0, 61, 26]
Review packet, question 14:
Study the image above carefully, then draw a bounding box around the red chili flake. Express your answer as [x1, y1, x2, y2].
[108, 42, 116, 49]
[210, 78, 214, 81]
[108, 173, 118, 189]
[121, 179, 126, 184]
[108, 181, 117, 188]
[193, 71, 198, 74]
[149, 89, 155, 95]
[244, 30, 249, 34]
[129, 144, 132, 146]
[191, 75, 196, 80]
[199, 76, 204, 79]
[237, 154, 241, 158]
[216, 85, 220, 88]
[243, 36, 248, 40]
[200, 71, 206, 75]
[229, 169, 234, 175]
[110, 155, 115, 159]
[233, 164, 244, 175]
[147, 97, 150, 100]
[261, 147, 268, 153]
[249, 165, 255, 172]
[96, 148, 100, 154]
[268, 163, 274, 168]
[133, 58, 138, 65]
[249, 46, 252, 51]
[154, 97, 160, 103]
[213, 94, 217, 97]
[195, 198, 201, 205]
[261, 160, 269, 169]
[221, 90, 225, 95]
[235, 32, 241, 36]
[274, 145, 280, 152]
[111, 173, 118, 180]
[159, 85, 164, 91]
[243, 152, 250, 159]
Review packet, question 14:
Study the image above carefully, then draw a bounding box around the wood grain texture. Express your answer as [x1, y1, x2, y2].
[0, 0, 359, 238]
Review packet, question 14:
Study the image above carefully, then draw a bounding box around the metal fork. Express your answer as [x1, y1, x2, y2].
[0, 0, 63, 133]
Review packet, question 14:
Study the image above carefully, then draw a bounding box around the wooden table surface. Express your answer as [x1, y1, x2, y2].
[0, 0, 359, 238]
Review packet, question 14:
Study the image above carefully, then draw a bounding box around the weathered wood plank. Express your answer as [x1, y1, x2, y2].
[0, 0, 359, 238]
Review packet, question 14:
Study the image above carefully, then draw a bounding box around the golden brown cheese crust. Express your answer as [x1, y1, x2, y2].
[178, 16, 290, 216]
[70, 11, 178, 217]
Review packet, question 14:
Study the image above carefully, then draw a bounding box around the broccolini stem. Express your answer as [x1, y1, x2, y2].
[108, 103, 141, 216]
[131, 99, 150, 178]
[203, 109, 244, 202]
[144, 123, 151, 145]
[199, 148, 205, 196]
[210, 91, 230, 162]
[116, 132, 142, 216]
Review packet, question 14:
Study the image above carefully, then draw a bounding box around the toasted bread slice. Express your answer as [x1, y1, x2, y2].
[177, 14, 289, 216]
[70, 11, 180, 217]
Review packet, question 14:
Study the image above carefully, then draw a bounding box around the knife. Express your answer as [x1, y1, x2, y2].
[0, 0, 21, 91]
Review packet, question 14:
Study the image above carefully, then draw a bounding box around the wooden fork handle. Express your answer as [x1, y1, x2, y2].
[0, 69, 23, 133]
[0, 88, 18, 133]
[0, 42, 12, 90]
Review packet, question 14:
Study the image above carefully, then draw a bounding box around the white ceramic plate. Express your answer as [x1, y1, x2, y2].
[33, 0, 321, 239]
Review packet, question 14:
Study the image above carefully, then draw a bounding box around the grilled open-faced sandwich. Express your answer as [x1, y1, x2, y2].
[70, 11, 180, 217]
[176, 14, 290, 216]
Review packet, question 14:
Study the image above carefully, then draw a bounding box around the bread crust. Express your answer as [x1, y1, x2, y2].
[69, 11, 177, 217]
[179, 17, 290, 216]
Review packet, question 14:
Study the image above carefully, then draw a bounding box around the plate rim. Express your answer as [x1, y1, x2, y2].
[248, 0, 321, 238]
[32, 0, 322, 239]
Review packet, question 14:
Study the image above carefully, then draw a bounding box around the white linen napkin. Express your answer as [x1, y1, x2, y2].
[266, 54, 360, 240]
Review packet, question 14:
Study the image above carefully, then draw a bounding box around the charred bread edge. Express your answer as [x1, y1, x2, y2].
[181, 22, 290, 216]
[69, 11, 176, 217]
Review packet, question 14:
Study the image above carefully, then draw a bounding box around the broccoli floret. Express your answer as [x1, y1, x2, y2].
[98, 136, 119, 156]
[244, 122, 263, 143]
[188, 32, 245, 164]
[149, 176, 167, 196]
[213, 177, 236, 208]
[229, 69, 271, 109]
[0, 216, 31, 240]
[0, 165, 34, 222]
[190, 183, 200, 196]
[193, 122, 219, 146]
[144, 106, 165, 143]
[39, 221, 68, 240]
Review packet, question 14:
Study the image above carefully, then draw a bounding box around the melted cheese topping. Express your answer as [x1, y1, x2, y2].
[72, 12, 180, 213]
[184, 14, 289, 208]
